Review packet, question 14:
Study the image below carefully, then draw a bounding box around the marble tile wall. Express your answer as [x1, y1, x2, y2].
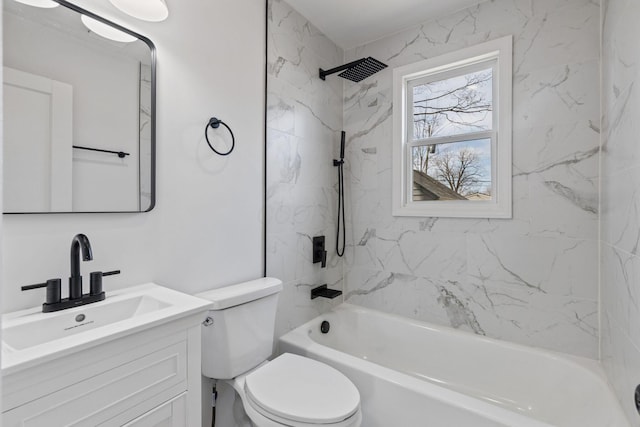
[601, 0, 640, 422]
[266, 0, 345, 337]
[341, 0, 601, 358]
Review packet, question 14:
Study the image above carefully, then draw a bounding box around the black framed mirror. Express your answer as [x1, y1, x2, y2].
[3, 0, 156, 213]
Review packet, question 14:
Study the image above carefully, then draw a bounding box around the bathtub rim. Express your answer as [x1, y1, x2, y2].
[298, 303, 611, 382]
[277, 303, 629, 427]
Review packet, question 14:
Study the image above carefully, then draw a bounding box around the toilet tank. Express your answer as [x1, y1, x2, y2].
[197, 277, 283, 379]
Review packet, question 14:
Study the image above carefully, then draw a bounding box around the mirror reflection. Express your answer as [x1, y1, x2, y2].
[3, 0, 155, 213]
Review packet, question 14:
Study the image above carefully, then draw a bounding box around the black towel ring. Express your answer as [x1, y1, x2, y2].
[205, 117, 235, 156]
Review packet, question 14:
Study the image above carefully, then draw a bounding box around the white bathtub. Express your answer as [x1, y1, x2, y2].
[278, 304, 629, 427]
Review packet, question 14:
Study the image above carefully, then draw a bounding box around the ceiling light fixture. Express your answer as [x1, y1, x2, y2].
[108, 0, 168, 22]
[13, 0, 59, 8]
[80, 15, 137, 43]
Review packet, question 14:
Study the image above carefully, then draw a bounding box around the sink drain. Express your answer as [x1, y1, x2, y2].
[635, 384, 640, 414]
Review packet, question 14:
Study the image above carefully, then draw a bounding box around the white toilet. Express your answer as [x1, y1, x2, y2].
[198, 277, 362, 427]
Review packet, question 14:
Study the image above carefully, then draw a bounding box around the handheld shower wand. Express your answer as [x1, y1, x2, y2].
[334, 132, 346, 257]
[334, 132, 345, 166]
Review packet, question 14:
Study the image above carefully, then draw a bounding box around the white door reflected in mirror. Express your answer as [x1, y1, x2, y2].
[3, 67, 72, 212]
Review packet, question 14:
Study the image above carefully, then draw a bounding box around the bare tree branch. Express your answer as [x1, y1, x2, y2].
[429, 148, 483, 195]
[411, 70, 492, 138]
[411, 69, 492, 197]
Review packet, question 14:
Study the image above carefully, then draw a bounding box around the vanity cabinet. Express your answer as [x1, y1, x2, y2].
[2, 313, 203, 427]
[121, 393, 187, 427]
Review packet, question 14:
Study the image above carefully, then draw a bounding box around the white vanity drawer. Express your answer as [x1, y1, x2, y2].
[121, 393, 187, 427]
[3, 340, 187, 427]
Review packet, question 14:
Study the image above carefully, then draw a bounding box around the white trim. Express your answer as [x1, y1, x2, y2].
[392, 36, 512, 219]
[408, 130, 495, 148]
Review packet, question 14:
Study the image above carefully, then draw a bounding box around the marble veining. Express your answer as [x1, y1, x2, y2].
[542, 181, 598, 214]
[342, 0, 600, 358]
[436, 285, 485, 335]
[601, 0, 640, 422]
[267, 0, 603, 363]
[514, 145, 599, 177]
[266, 0, 344, 338]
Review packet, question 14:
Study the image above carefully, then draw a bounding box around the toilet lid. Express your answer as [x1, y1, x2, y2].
[244, 353, 360, 424]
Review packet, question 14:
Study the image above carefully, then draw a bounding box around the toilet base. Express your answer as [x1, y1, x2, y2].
[212, 380, 252, 427]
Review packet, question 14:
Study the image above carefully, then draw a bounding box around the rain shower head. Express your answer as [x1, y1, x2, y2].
[319, 57, 387, 83]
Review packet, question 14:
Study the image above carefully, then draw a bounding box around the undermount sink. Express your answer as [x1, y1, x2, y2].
[2, 283, 212, 374]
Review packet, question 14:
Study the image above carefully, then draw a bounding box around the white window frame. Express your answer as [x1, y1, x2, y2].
[392, 36, 512, 218]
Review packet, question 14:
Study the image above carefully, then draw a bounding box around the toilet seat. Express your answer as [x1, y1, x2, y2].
[236, 353, 361, 427]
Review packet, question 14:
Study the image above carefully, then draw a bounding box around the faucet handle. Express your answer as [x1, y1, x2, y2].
[90, 270, 120, 296]
[22, 279, 62, 305]
[21, 282, 47, 291]
[313, 236, 328, 268]
[102, 270, 121, 277]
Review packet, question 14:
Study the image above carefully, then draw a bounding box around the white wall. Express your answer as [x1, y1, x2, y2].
[342, 0, 601, 358]
[2, 0, 265, 311]
[600, 0, 640, 422]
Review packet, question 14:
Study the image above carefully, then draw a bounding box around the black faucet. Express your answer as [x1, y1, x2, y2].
[313, 236, 327, 268]
[21, 233, 120, 312]
[70, 233, 93, 300]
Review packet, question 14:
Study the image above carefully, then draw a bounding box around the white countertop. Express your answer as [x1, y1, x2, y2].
[2, 283, 212, 375]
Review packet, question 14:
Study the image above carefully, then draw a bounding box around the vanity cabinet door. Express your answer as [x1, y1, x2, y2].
[121, 393, 187, 427]
[2, 341, 187, 427]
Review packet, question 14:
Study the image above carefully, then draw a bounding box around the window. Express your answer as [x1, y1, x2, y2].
[392, 36, 512, 218]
